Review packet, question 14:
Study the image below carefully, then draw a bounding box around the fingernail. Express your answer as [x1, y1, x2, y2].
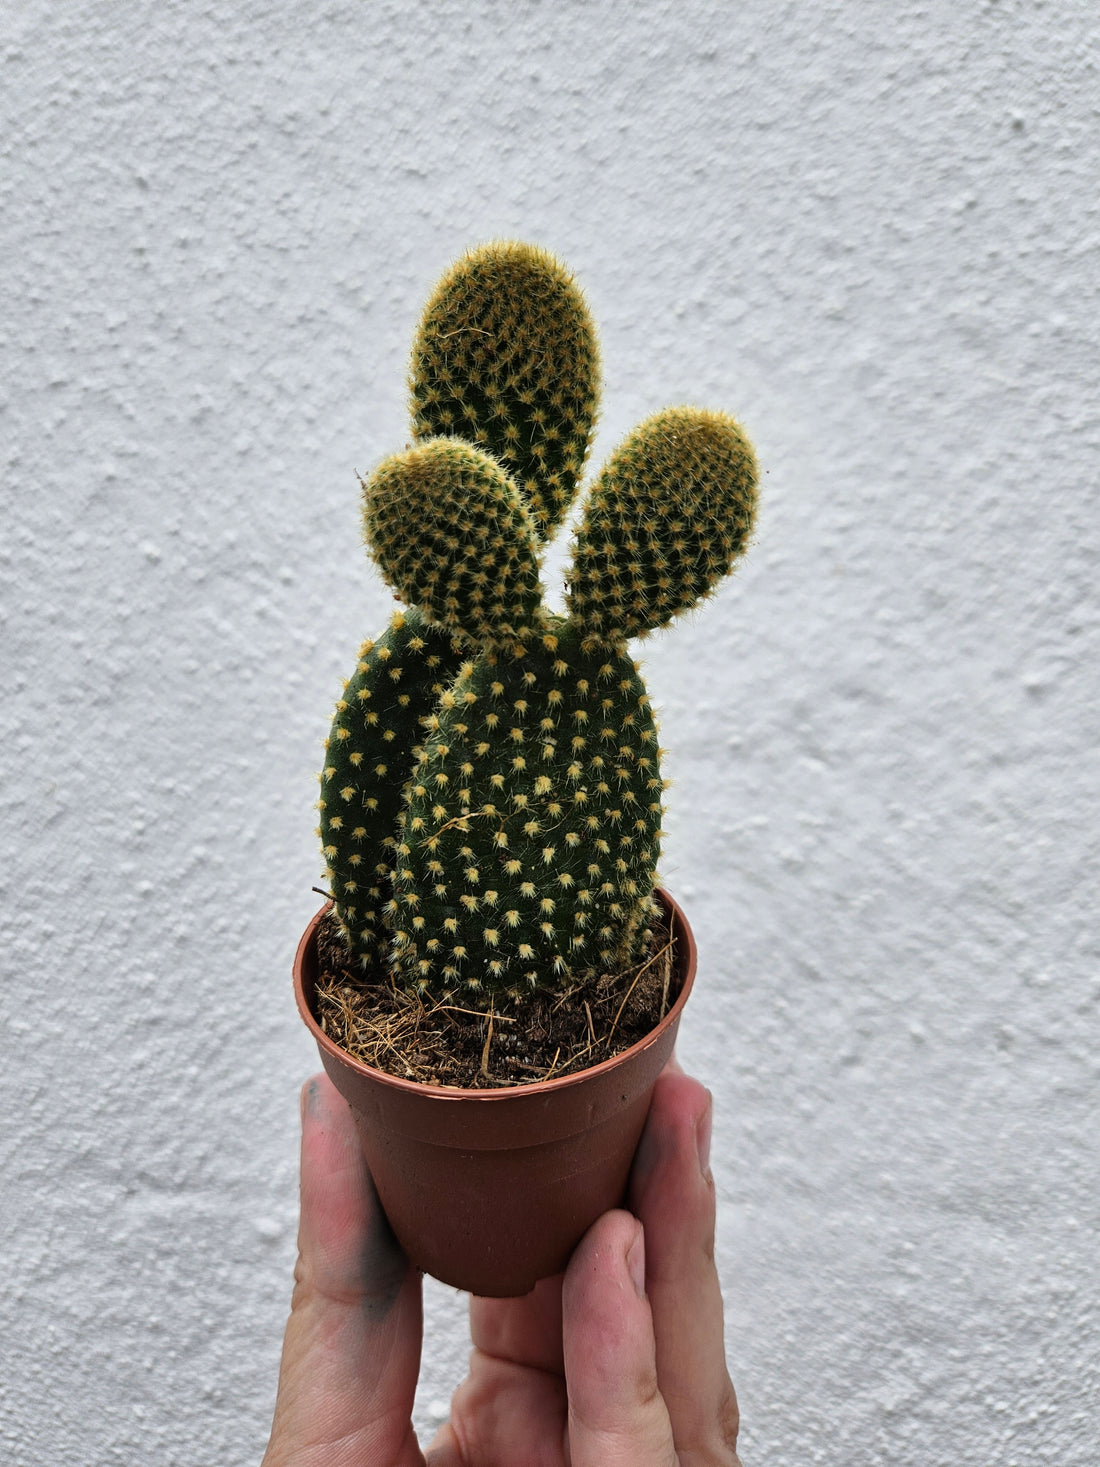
[625, 1225, 646, 1299]
[696, 1092, 713, 1177]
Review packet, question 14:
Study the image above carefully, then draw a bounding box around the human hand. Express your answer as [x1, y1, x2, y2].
[262, 1062, 740, 1466]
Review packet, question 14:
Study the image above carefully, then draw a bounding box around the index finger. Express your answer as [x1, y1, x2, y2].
[468, 1272, 565, 1375]
[263, 1074, 426, 1467]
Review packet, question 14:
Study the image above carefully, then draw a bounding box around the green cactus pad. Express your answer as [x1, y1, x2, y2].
[319, 607, 466, 969]
[410, 240, 600, 543]
[567, 407, 758, 641]
[363, 438, 545, 650]
[389, 621, 663, 995]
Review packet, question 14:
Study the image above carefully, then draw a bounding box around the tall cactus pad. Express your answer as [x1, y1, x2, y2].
[363, 439, 544, 650]
[568, 407, 758, 641]
[410, 241, 600, 543]
[320, 608, 465, 969]
[389, 621, 662, 994]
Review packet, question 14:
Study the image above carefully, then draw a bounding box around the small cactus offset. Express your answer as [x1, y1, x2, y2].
[319, 242, 758, 1002]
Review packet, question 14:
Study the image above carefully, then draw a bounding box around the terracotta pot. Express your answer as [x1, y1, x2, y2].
[293, 888, 696, 1296]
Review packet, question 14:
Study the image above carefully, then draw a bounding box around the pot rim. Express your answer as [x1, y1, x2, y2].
[294, 886, 696, 1104]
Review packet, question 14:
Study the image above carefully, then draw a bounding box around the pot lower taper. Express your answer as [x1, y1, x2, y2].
[293, 888, 696, 1297]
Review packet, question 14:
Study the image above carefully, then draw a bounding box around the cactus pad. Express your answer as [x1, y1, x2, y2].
[410, 240, 600, 542]
[363, 438, 544, 650]
[319, 608, 465, 969]
[389, 622, 663, 993]
[568, 407, 758, 641]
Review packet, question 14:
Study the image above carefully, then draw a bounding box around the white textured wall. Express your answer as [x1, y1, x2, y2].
[3, 2, 1097, 1462]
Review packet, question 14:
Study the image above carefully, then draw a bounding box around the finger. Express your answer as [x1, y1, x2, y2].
[263, 1074, 425, 1467]
[438, 1277, 567, 1464]
[468, 1271, 565, 1375]
[426, 1346, 567, 1467]
[628, 1071, 741, 1465]
[562, 1210, 678, 1467]
[422, 1425, 465, 1467]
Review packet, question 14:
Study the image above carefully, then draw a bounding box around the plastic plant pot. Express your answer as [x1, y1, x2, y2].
[293, 887, 697, 1297]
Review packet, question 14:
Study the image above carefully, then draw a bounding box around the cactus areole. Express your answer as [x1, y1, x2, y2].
[318, 241, 758, 1008]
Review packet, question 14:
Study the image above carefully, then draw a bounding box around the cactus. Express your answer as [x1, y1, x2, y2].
[319, 242, 758, 1001]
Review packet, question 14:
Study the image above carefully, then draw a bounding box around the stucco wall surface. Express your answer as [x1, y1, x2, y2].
[2, 2, 1097, 1462]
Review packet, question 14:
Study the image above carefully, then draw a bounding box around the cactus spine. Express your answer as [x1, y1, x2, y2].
[319, 242, 758, 1001]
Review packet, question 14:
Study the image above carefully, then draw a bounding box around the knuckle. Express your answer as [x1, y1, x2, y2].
[680, 1384, 741, 1466]
[711, 1382, 741, 1462]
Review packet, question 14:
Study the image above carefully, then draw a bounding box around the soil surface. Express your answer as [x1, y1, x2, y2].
[312, 905, 681, 1089]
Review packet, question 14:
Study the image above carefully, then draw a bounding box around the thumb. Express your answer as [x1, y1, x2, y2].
[562, 1210, 678, 1467]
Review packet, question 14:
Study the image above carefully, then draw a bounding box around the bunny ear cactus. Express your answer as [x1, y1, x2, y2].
[319, 242, 758, 1003]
